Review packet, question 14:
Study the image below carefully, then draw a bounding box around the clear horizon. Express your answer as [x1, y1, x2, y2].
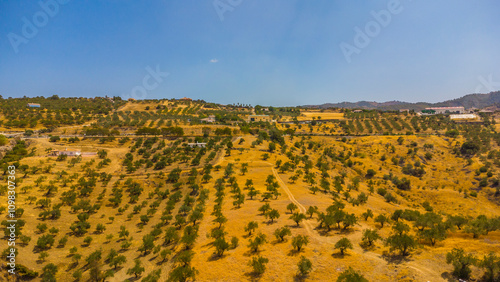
[1, 1, 499, 106]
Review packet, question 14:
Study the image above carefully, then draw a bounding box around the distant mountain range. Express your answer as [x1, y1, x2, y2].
[303, 91, 500, 111]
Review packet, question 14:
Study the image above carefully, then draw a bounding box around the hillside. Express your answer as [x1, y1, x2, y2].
[0, 97, 499, 281]
[306, 91, 500, 111]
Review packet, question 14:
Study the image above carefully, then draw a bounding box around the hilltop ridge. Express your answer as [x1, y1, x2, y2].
[304, 91, 500, 111]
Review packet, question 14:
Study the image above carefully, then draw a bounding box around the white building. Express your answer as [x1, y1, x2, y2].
[200, 115, 215, 123]
[423, 107, 465, 114]
[49, 149, 81, 157]
[187, 142, 206, 148]
[450, 114, 479, 120]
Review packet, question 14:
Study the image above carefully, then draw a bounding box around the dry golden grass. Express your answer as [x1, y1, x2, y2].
[116, 100, 171, 112]
[189, 134, 500, 281]
[4, 127, 500, 281]
[298, 111, 345, 121]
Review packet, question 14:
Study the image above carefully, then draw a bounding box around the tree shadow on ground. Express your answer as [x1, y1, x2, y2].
[124, 276, 141, 282]
[359, 242, 378, 252]
[207, 253, 226, 262]
[440, 272, 456, 282]
[156, 259, 168, 266]
[242, 233, 253, 239]
[287, 249, 302, 256]
[271, 239, 287, 245]
[243, 250, 262, 257]
[244, 271, 263, 282]
[337, 228, 355, 235]
[381, 253, 412, 264]
[316, 229, 333, 237]
[294, 274, 310, 282]
[65, 262, 79, 272]
[201, 241, 214, 248]
[331, 252, 351, 259]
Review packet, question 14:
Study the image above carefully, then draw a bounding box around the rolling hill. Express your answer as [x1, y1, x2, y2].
[305, 91, 500, 111]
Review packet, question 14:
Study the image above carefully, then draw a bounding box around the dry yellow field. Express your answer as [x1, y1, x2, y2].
[298, 111, 345, 121]
[4, 129, 499, 281]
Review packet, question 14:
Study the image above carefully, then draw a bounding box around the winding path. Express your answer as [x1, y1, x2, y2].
[271, 167, 318, 238]
[268, 164, 441, 280]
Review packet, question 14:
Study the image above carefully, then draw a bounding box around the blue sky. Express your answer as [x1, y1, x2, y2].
[1, 0, 499, 106]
